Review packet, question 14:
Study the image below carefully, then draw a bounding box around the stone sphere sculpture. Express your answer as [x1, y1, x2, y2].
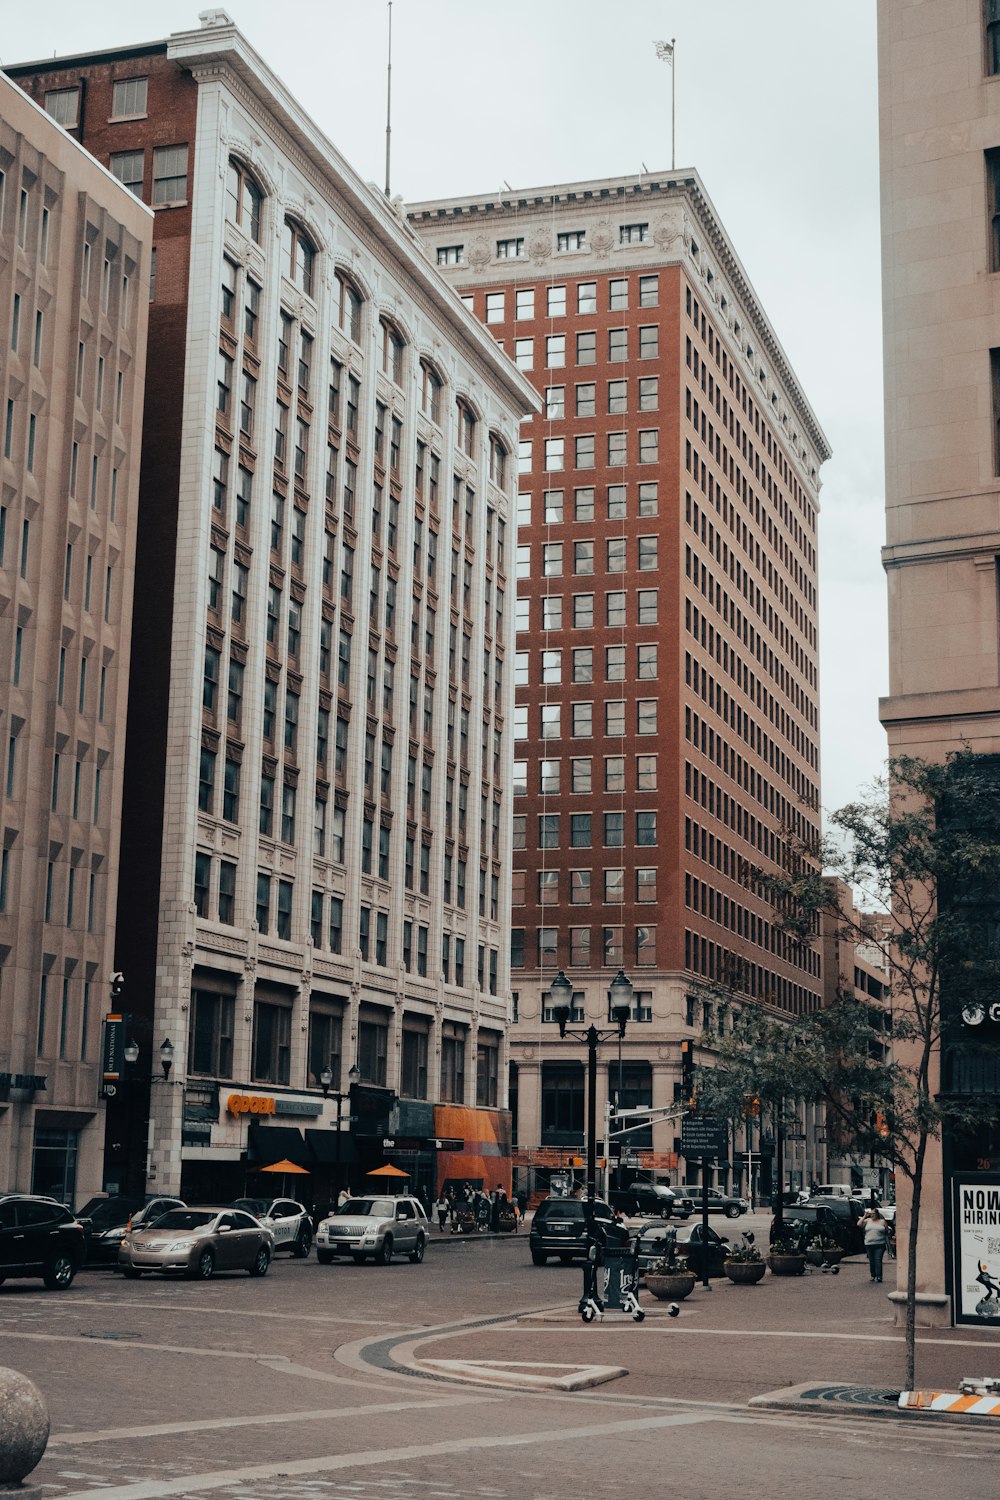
[0, 1367, 49, 1486]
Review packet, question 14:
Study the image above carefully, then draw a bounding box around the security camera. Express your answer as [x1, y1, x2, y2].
[110, 972, 125, 986]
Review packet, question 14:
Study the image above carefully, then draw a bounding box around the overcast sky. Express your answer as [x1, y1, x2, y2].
[2, 0, 886, 818]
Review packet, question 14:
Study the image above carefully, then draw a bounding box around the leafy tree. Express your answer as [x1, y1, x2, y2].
[695, 751, 1000, 1389]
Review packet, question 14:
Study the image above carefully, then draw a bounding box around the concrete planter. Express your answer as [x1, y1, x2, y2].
[724, 1259, 766, 1285]
[767, 1252, 806, 1276]
[645, 1270, 697, 1301]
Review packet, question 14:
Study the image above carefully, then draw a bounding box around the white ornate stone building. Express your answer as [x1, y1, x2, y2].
[11, 11, 536, 1202]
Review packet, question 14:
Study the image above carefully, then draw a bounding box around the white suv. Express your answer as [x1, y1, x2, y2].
[231, 1198, 313, 1257]
[316, 1194, 429, 1265]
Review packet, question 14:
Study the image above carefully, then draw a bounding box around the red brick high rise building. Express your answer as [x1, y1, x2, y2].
[410, 175, 830, 1194]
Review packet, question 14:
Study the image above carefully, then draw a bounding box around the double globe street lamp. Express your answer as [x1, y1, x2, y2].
[549, 967, 634, 1203]
[319, 1061, 361, 1199]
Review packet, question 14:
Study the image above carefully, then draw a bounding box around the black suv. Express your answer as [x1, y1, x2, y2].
[609, 1184, 694, 1220]
[771, 1198, 865, 1256]
[529, 1196, 616, 1265]
[0, 1194, 86, 1289]
[77, 1195, 185, 1263]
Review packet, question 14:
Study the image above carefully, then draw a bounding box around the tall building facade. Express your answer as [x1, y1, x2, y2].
[878, 0, 1000, 1320]
[10, 12, 535, 1205]
[410, 175, 830, 1195]
[0, 74, 151, 1201]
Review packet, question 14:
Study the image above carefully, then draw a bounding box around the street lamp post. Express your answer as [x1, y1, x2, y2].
[550, 969, 632, 1203]
[320, 1062, 361, 1200]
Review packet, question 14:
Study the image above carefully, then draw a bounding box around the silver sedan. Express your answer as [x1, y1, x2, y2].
[118, 1207, 273, 1280]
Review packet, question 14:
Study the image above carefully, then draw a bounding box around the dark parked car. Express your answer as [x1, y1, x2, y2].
[770, 1197, 866, 1256]
[0, 1194, 86, 1289]
[635, 1220, 731, 1279]
[77, 1195, 185, 1263]
[679, 1186, 750, 1218]
[529, 1196, 616, 1265]
[609, 1184, 694, 1220]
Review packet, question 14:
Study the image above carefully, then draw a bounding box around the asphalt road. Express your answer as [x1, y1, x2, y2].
[2, 1227, 997, 1500]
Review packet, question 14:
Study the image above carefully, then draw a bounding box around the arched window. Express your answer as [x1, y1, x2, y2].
[488, 434, 508, 488]
[225, 158, 263, 243]
[420, 360, 442, 424]
[336, 273, 362, 344]
[282, 218, 315, 297]
[379, 319, 404, 385]
[456, 398, 477, 458]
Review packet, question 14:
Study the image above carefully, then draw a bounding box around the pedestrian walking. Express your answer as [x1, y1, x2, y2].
[863, 1205, 888, 1283]
[434, 1194, 449, 1232]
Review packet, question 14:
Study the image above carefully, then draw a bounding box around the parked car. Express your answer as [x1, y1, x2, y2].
[529, 1195, 617, 1265]
[77, 1195, 185, 1264]
[0, 1194, 86, 1289]
[771, 1197, 866, 1256]
[315, 1195, 429, 1265]
[805, 1183, 852, 1200]
[231, 1198, 313, 1257]
[634, 1220, 731, 1279]
[680, 1185, 750, 1219]
[609, 1184, 694, 1220]
[118, 1207, 273, 1279]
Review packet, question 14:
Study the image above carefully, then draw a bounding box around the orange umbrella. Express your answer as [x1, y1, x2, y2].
[259, 1158, 310, 1174]
[366, 1164, 410, 1177]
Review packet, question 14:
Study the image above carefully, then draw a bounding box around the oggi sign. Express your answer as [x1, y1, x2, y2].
[227, 1093, 276, 1116]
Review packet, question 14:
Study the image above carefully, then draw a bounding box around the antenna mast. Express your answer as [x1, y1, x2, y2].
[384, 1, 393, 197]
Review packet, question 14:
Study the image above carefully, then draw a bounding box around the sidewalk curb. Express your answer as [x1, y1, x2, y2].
[750, 1382, 1000, 1428]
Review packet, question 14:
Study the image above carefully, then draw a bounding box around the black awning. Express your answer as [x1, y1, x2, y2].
[247, 1123, 307, 1166]
[305, 1128, 359, 1166]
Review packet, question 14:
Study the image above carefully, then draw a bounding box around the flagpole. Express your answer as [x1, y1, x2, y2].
[671, 36, 676, 171]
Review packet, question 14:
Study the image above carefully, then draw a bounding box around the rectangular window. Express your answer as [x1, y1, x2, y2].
[437, 244, 463, 265]
[609, 327, 627, 362]
[637, 754, 657, 790]
[577, 281, 597, 313]
[547, 284, 566, 316]
[516, 287, 535, 319]
[637, 699, 657, 735]
[604, 811, 624, 847]
[573, 593, 594, 628]
[639, 325, 659, 359]
[574, 486, 595, 521]
[496, 237, 524, 258]
[571, 433, 596, 471]
[152, 144, 188, 203]
[545, 386, 565, 419]
[638, 589, 658, 624]
[576, 382, 596, 417]
[639, 429, 659, 464]
[45, 88, 80, 126]
[572, 701, 593, 737]
[620, 222, 649, 244]
[571, 757, 592, 793]
[639, 481, 658, 516]
[112, 76, 148, 118]
[485, 292, 505, 323]
[576, 330, 596, 365]
[111, 150, 144, 197]
[639, 274, 659, 306]
[609, 278, 628, 310]
[546, 334, 566, 367]
[514, 338, 533, 370]
[558, 230, 586, 252]
[544, 437, 564, 471]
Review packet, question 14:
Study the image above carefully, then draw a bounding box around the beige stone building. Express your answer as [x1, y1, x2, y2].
[879, 0, 1000, 1322]
[0, 73, 151, 1201]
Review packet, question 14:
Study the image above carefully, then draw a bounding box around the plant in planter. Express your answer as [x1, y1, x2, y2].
[767, 1229, 806, 1275]
[723, 1233, 766, 1285]
[644, 1230, 697, 1301]
[805, 1234, 843, 1269]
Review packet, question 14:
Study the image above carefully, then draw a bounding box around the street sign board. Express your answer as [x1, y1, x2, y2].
[681, 1115, 728, 1160]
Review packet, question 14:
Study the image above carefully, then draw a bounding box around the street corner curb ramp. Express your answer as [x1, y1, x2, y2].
[417, 1358, 627, 1391]
[899, 1376, 1000, 1416]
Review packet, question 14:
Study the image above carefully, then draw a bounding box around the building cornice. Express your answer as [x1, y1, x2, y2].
[409, 170, 831, 480]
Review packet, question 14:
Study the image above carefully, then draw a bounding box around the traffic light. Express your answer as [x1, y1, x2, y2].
[110, 972, 125, 1002]
[743, 1094, 761, 1118]
[875, 1110, 890, 1139]
[680, 1039, 695, 1109]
